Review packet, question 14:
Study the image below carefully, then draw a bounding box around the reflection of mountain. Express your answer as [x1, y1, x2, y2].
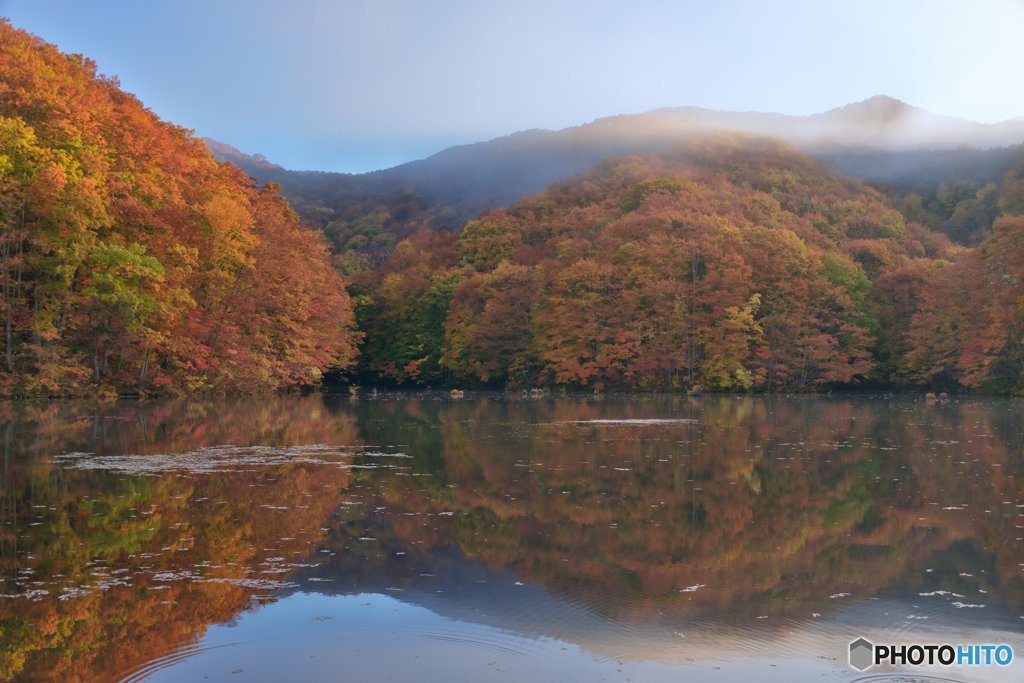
[286, 550, 1022, 666]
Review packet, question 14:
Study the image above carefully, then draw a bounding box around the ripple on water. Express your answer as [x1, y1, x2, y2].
[119, 610, 566, 683]
[118, 641, 242, 683]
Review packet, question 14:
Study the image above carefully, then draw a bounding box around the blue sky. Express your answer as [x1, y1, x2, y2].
[3, 0, 1023, 173]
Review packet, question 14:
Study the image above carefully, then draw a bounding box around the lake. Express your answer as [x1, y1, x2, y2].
[0, 393, 1022, 682]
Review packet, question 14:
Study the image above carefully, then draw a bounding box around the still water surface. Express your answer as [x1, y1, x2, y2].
[0, 394, 1022, 681]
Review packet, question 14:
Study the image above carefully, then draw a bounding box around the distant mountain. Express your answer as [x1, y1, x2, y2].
[818, 96, 1024, 149]
[693, 95, 1024, 150]
[201, 138, 283, 171]
[204, 97, 1024, 252]
[539, 96, 1024, 154]
[208, 96, 1024, 178]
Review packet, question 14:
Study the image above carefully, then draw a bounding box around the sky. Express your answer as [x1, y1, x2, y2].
[2, 0, 1024, 173]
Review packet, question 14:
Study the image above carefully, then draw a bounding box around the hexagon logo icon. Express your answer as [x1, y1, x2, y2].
[849, 637, 874, 671]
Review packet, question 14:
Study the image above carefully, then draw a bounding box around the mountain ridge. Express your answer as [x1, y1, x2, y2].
[206, 95, 1024, 177]
[201, 96, 1024, 255]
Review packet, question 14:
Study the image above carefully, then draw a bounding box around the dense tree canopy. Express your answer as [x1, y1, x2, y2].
[341, 133, 1024, 395]
[350, 139, 962, 391]
[0, 21, 358, 396]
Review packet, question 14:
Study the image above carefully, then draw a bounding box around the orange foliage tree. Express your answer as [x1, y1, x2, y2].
[0, 21, 358, 395]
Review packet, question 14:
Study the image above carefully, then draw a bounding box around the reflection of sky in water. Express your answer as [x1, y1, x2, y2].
[139, 591, 1022, 683]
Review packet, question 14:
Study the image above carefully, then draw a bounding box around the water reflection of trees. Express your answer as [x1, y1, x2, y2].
[336, 396, 1024, 621]
[0, 397, 359, 681]
[1, 395, 1022, 679]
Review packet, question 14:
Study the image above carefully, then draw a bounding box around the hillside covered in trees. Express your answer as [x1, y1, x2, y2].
[0, 21, 359, 396]
[351, 136, 1024, 392]
[4, 21, 1024, 396]
[349, 139, 941, 391]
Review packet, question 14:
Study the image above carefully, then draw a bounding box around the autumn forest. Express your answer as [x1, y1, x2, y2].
[3, 21, 1024, 397]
